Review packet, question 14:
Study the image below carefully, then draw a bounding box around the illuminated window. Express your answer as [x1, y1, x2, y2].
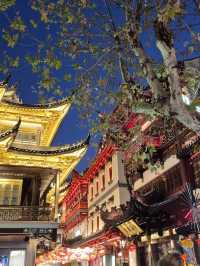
[9, 250, 25, 266]
[102, 175, 105, 190]
[15, 131, 39, 145]
[0, 179, 22, 206]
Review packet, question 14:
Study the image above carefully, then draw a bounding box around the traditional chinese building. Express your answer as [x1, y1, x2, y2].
[101, 115, 200, 266]
[35, 109, 200, 265]
[41, 55, 200, 265]
[61, 142, 130, 265]
[0, 81, 89, 266]
[61, 170, 88, 244]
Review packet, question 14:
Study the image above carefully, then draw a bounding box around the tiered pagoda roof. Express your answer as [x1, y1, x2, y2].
[0, 82, 89, 201]
[0, 83, 72, 146]
[10, 134, 90, 155]
[0, 120, 89, 197]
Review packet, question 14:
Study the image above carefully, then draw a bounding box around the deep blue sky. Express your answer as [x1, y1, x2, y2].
[0, 0, 200, 176]
[0, 1, 99, 174]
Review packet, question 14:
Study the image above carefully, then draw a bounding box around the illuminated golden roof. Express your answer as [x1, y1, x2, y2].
[0, 120, 89, 196]
[0, 84, 72, 146]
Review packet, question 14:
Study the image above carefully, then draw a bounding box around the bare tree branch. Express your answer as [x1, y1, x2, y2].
[104, 0, 131, 83]
[155, 20, 200, 133]
[124, 1, 167, 100]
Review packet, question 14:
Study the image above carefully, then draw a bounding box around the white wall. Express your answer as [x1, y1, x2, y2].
[88, 151, 126, 209]
[112, 151, 126, 183]
[134, 155, 180, 191]
[87, 150, 130, 236]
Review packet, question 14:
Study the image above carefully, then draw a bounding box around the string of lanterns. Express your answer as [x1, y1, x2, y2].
[35, 246, 97, 265]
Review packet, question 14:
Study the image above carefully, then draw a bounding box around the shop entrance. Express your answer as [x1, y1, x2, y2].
[0, 249, 25, 266]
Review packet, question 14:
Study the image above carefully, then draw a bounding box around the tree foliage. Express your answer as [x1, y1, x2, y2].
[0, 0, 200, 139]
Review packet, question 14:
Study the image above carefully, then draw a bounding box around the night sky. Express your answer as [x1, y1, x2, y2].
[0, 1, 98, 174]
[0, 0, 200, 176]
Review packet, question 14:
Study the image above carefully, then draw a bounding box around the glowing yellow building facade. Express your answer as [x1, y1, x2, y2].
[0, 82, 88, 266]
[0, 83, 88, 202]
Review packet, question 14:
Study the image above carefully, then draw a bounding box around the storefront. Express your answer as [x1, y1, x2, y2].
[0, 249, 26, 266]
[0, 237, 38, 266]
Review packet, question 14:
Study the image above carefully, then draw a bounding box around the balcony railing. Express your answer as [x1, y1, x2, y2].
[134, 155, 180, 191]
[0, 206, 53, 221]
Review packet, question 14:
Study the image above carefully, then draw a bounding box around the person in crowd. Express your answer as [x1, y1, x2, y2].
[158, 250, 183, 266]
